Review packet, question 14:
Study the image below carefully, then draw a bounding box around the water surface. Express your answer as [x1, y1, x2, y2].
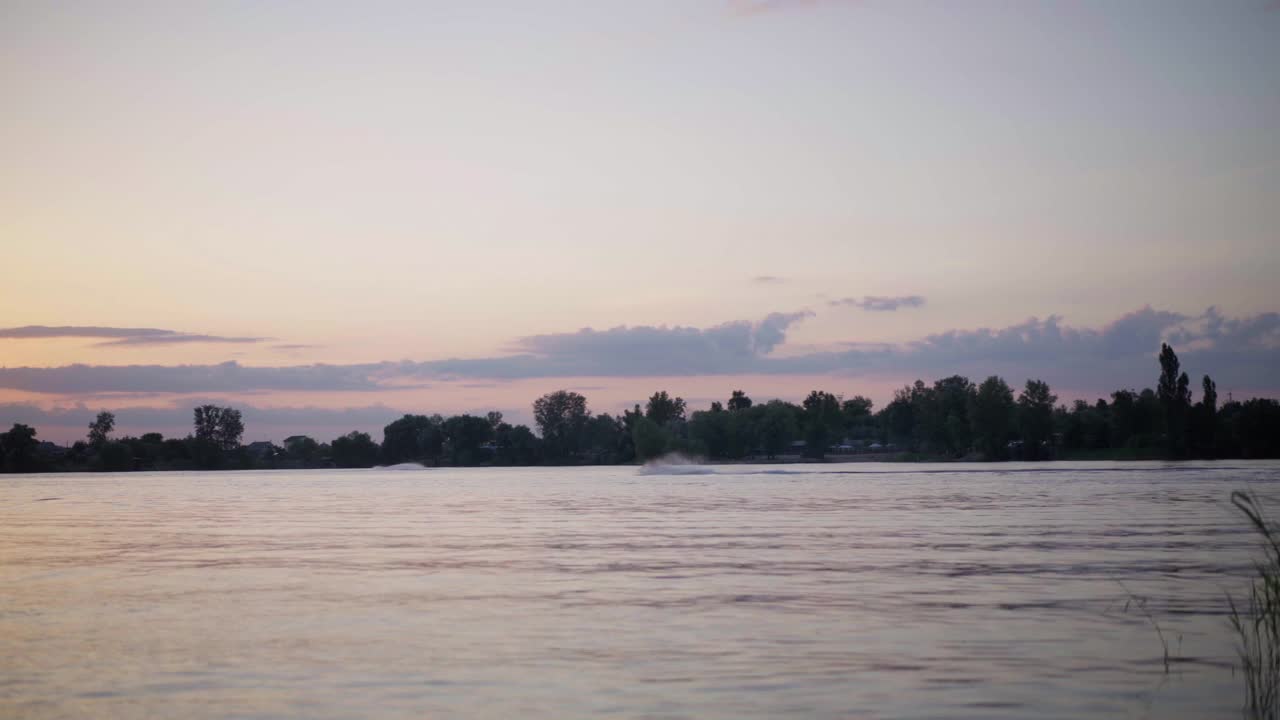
[3, 461, 1277, 718]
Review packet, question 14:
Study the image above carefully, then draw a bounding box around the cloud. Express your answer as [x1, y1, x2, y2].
[97, 334, 270, 347]
[0, 325, 269, 346]
[345, 306, 1280, 393]
[0, 307, 1276, 399]
[0, 361, 395, 394]
[829, 295, 926, 312]
[751, 275, 785, 284]
[856, 306, 1278, 391]
[429, 310, 816, 378]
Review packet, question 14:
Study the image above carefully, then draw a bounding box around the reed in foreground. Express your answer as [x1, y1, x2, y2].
[1229, 490, 1280, 720]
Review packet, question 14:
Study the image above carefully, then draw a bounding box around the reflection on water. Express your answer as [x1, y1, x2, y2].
[2, 461, 1277, 718]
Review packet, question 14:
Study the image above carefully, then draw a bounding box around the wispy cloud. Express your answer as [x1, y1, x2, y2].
[829, 295, 926, 312]
[0, 325, 270, 347]
[0, 362, 395, 394]
[97, 334, 271, 347]
[751, 275, 785, 284]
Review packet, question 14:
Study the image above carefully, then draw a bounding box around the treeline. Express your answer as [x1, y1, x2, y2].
[2, 344, 1278, 472]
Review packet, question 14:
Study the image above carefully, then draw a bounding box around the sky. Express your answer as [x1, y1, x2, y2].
[2, 0, 1278, 443]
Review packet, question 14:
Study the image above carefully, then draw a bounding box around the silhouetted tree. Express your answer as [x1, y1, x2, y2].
[728, 390, 753, 412]
[632, 416, 670, 461]
[331, 431, 380, 468]
[1, 424, 39, 472]
[725, 407, 758, 459]
[493, 423, 541, 465]
[193, 405, 244, 451]
[125, 433, 165, 470]
[1017, 379, 1057, 460]
[756, 400, 799, 459]
[1228, 399, 1280, 458]
[841, 396, 874, 442]
[533, 390, 590, 463]
[442, 414, 493, 465]
[880, 385, 919, 450]
[1156, 343, 1193, 457]
[382, 414, 443, 464]
[970, 376, 1015, 460]
[98, 441, 133, 472]
[939, 376, 977, 456]
[801, 390, 842, 459]
[584, 413, 628, 464]
[1059, 399, 1112, 453]
[193, 406, 219, 445]
[1191, 374, 1219, 457]
[645, 391, 687, 427]
[842, 396, 873, 419]
[88, 411, 115, 447]
[689, 408, 732, 459]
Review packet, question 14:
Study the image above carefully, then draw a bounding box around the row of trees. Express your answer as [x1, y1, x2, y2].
[2, 344, 1278, 472]
[0, 405, 250, 472]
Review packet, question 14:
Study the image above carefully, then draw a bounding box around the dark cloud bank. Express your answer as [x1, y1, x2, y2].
[1, 307, 1277, 399]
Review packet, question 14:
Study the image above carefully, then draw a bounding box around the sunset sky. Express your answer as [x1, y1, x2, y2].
[2, 0, 1278, 443]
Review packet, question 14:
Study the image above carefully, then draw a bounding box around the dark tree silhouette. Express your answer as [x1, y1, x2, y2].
[1017, 379, 1057, 460]
[970, 376, 1014, 460]
[381, 414, 443, 464]
[87, 411, 115, 446]
[193, 405, 244, 451]
[757, 400, 799, 459]
[631, 416, 669, 461]
[442, 414, 494, 465]
[493, 422, 541, 465]
[331, 431, 380, 468]
[801, 390, 841, 459]
[1157, 343, 1193, 456]
[645, 391, 687, 427]
[533, 390, 590, 462]
[1, 423, 39, 472]
[728, 390, 753, 412]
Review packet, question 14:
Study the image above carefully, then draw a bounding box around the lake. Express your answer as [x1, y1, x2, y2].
[2, 461, 1277, 718]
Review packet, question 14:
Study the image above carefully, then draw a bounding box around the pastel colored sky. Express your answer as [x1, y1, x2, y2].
[2, 0, 1278, 442]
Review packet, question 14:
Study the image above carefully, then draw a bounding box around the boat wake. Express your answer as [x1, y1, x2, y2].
[638, 453, 716, 475]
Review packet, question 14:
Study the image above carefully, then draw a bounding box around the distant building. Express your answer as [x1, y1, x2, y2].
[244, 441, 276, 460]
[36, 441, 67, 458]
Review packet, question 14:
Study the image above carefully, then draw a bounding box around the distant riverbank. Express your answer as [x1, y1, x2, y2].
[4, 344, 1277, 473]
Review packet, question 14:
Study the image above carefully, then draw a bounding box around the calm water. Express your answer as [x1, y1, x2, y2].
[3, 461, 1278, 719]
